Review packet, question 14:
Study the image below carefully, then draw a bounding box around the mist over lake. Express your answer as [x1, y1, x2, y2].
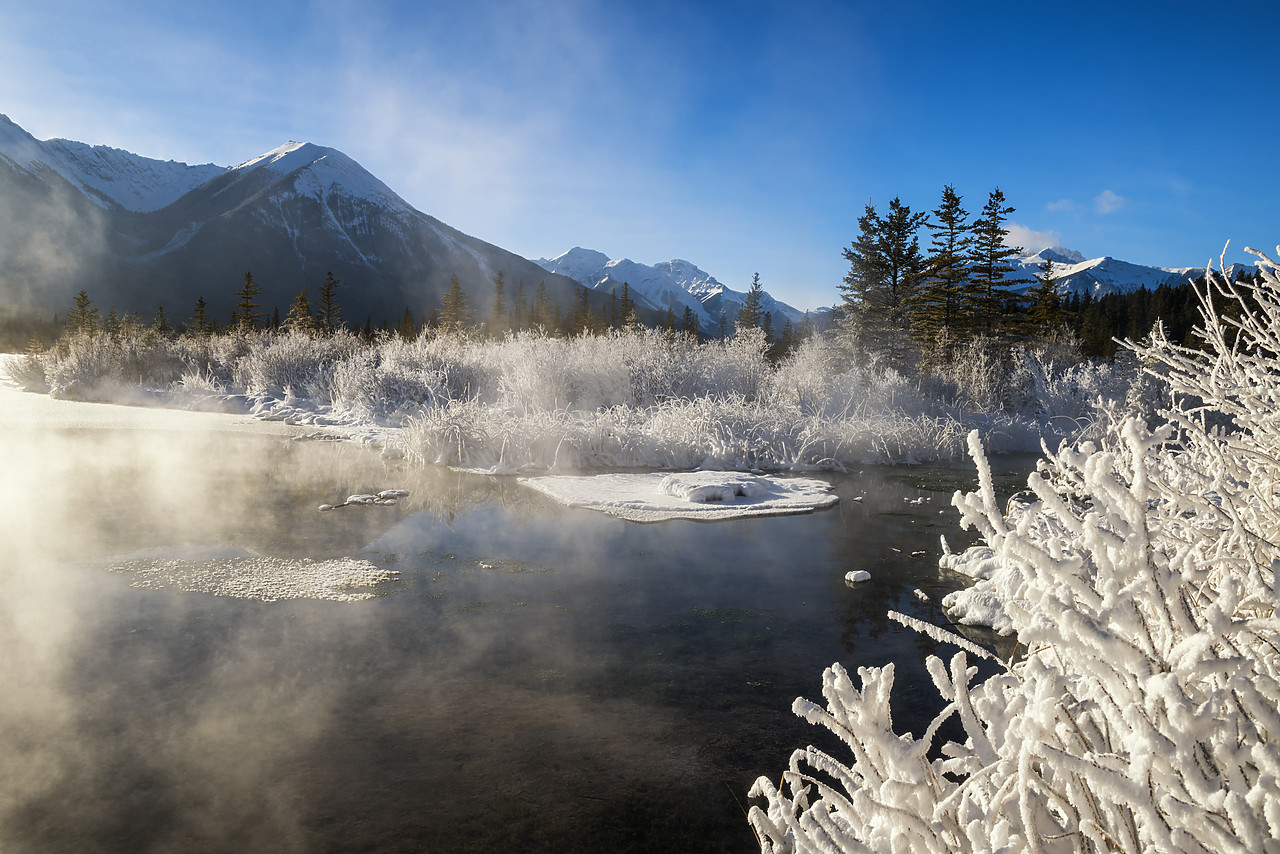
[0, 399, 1020, 852]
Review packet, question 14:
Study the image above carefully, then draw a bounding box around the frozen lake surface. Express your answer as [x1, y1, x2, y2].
[0, 391, 1027, 851]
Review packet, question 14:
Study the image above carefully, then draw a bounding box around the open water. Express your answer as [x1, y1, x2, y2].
[0, 424, 1029, 852]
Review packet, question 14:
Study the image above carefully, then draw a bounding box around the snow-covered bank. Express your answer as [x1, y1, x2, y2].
[749, 250, 1280, 852]
[519, 471, 838, 522]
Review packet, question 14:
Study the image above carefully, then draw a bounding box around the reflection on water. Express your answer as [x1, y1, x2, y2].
[0, 426, 1028, 852]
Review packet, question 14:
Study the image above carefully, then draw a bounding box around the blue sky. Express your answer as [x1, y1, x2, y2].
[1, 0, 1276, 310]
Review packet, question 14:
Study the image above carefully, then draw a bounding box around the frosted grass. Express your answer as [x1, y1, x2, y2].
[20, 322, 1128, 470]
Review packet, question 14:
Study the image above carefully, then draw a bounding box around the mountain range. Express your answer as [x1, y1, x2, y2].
[0, 113, 1234, 332]
[0, 114, 586, 327]
[537, 248, 810, 334]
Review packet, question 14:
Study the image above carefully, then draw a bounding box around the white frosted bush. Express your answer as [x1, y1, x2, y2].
[750, 249, 1280, 853]
[2, 352, 48, 392]
[232, 329, 361, 397]
[45, 329, 185, 399]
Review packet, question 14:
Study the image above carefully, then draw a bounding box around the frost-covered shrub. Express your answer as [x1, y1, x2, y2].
[45, 329, 186, 399]
[750, 249, 1280, 853]
[2, 352, 48, 392]
[231, 330, 361, 397]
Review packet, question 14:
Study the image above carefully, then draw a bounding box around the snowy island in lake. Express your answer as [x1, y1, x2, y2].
[518, 471, 838, 522]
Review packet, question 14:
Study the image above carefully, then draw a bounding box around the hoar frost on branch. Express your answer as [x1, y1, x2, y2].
[749, 248, 1280, 853]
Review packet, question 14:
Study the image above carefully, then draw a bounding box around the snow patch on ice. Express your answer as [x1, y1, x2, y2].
[107, 554, 398, 602]
[518, 471, 837, 522]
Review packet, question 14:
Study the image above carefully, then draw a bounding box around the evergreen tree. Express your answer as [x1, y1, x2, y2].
[189, 296, 211, 337]
[913, 184, 973, 350]
[104, 306, 121, 340]
[513, 281, 529, 331]
[681, 305, 699, 337]
[736, 273, 766, 331]
[440, 275, 473, 332]
[231, 271, 266, 329]
[838, 203, 888, 318]
[771, 317, 796, 361]
[839, 198, 927, 370]
[618, 283, 638, 328]
[399, 307, 417, 339]
[968, 188, 1028, 334]
[318, 271, 342, 333]
[285, 286, 316, 333]
[65, 290, 99, 337]
[533, 281, 555, 329]
[271, 306, 281, 329]
[489, 271, 507, 335]
[153, 304, 172, 337]
[1027, 256, 1066, 335]
[664, 307, 676, 331]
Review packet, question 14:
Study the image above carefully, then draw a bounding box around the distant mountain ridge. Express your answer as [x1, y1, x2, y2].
[1010, 246, 1240, 297]
[539, 242, 1240, 337]
[537, 248, 810, 333]
[0, 114, 585, 325]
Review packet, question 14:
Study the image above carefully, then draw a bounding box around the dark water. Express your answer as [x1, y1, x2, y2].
[0, 427, 1030, 852]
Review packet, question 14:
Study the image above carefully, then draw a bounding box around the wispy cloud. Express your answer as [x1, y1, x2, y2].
[1045, 198, 1078, 213]
[1094, 189, 1126, 214]
[1004, 222, 1062, 252]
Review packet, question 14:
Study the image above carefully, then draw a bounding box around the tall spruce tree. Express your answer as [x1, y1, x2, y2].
[231, 271, 266, 329]
[189, 296, 211, 336]
[153, 305, 172, 337]
[318, 272, 342, 333]
[681, 305, 699, 337]
[1027, 256, 1066, 335]
[913, 185, 973, 351]
[736, 273, 766, 331]
[534, 281, 556, 330]
[489, 271, 507, 335]
[440, 275, 473, 332]
[968, 188, 1028, 334]
[285, 286, 316, 333]
[839, 198, 926, 370]
[66, 290, 99, 337]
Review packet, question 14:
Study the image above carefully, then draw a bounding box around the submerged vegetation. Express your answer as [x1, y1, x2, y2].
[748, 249, 1280, 852]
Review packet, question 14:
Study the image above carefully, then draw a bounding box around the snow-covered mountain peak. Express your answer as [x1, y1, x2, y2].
[536, 247, 807, 330]
[1019, 246, 1087, 266]
[652, 259, 726, 298]
[233, 140, 405, 209]
[0, 114, 227, 212]
[233, 140, 317, 173]
[538, 247, 614, 282]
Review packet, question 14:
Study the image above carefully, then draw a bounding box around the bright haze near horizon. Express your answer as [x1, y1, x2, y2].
[1, 0, 1276, 312]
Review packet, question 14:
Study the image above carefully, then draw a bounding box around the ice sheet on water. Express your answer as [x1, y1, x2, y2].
[518, 471, 837, 522]
[106, 554, 398, 602]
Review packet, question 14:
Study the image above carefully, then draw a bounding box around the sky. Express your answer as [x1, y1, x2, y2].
[1, 0, 1277, 311]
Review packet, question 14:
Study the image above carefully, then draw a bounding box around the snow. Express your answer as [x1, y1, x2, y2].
[108, 553, 398, 602]
[536, 247, 809, 328]
[518, 471, 838, 522]
[0, 113, 226, 212]
[844, 570, 870, 584]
